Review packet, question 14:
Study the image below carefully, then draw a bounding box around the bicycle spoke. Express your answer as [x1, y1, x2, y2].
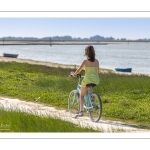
[88, 93, 102, 122]
[68, 90, 79, 118]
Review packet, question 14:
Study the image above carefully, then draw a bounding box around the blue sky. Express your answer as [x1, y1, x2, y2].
[1, 18, 150, 40]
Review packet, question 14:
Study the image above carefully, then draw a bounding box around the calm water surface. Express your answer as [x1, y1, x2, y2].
[0, 44, 150, 74]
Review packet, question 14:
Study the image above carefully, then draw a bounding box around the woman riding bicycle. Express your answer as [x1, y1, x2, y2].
[70, 45, 100, 116]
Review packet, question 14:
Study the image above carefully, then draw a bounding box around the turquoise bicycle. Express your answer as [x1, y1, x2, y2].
[68, 73, 102, 122]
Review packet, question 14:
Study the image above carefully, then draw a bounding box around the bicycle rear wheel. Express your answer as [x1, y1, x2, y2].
[88, 92, 102, 122]
[68, 90, 79, 118]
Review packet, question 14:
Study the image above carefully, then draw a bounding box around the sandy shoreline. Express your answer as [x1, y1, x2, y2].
[0, 56, 78, 69]
[0, 56, 150, 77]
[0, 41, 150, 45]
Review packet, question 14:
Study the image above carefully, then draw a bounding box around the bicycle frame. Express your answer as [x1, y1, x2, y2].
[75, 76, 94, 112]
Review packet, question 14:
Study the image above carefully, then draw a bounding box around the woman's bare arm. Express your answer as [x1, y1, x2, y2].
[72, 60, 85, 76]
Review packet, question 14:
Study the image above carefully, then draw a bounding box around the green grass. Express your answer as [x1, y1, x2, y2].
[0, 108, 98, 132]
[0, 61, 150, 129]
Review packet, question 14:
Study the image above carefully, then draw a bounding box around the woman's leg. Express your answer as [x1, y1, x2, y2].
[80, 86, 87, 111]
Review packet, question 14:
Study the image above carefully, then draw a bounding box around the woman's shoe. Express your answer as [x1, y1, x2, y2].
[76, 111, 84, 117]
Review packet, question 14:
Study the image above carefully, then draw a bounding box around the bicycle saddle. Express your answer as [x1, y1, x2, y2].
[86, 83, 96, 88]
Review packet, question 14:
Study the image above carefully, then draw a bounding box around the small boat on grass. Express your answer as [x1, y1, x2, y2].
[115, 68, 132, 73]
[3, 53, 19, 58]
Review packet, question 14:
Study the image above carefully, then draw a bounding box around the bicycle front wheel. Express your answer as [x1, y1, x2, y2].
[88, 92, 102, 122]
[68, 90, 79, 118]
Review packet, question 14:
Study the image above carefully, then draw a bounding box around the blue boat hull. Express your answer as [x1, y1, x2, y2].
[3, 53, 19, 58]
[115, 68, 132, 72]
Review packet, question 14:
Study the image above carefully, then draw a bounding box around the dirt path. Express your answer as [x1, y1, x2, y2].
[0, 96, 149, 133]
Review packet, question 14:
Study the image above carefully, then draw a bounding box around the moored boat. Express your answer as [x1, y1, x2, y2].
[3, 53, 19, 58]
[115, 68, 132, 72]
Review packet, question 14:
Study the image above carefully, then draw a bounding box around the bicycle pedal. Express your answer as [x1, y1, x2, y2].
[92, 104, 99, 109]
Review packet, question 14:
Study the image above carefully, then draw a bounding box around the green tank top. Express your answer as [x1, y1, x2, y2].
[81, 67, 100, 87]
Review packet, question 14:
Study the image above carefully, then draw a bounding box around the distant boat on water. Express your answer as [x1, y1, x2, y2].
[115, 68, 132, 73]
[3, 53, 19, 58]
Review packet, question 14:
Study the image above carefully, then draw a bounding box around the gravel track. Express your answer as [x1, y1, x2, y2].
[0, 97, 149, 133]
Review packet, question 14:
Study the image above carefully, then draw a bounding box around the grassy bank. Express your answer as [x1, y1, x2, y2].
[0, 61, 150, 129]
[0, 108, 98, 132]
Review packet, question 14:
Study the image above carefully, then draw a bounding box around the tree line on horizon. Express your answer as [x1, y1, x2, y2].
[0, 35, 150, 41]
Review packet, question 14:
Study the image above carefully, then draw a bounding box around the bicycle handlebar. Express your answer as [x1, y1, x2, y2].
[69, 72, 84, 78]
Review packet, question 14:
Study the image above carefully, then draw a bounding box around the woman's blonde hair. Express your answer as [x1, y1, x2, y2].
[85, 45, 95, 62]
